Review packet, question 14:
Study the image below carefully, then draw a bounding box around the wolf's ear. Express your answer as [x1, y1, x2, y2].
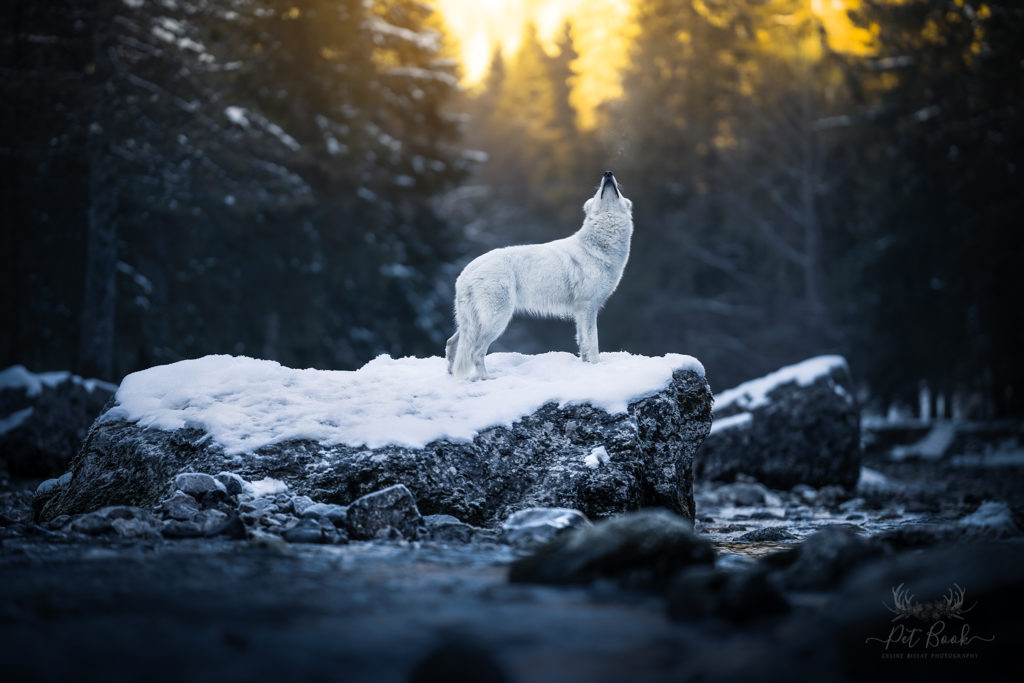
[583, 198, 595, 215]
[624, 198, 633, 213]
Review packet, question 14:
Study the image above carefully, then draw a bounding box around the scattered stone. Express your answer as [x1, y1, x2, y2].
[161, 519, 204, 538]
[501, 507, 590, 548]
[300, 502, 348, 525]
[214, 471, 247, 495]
[47, 514, 71, 530]
[160, 491, 200, 521]
[344, 484, 422, 541]
[283, 518, 329, 544]
[289, 495, 315, 516]
[70, 512, 113, 535]
[735, 527, 796, 542]
[422, 514, 494, 544]
[668, 566, 789, 623]
[958, 501, 1021, 538]
[508, 509, 714, 590]
[373, 526, 405, 542]
[111, 517, 159, 539]
[763, 526, 886, 590]
[173, 473, 226, 498]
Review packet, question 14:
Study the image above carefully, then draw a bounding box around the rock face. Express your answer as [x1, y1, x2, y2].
[37, 359, 712, 526]
[0, 365, 117, 477]
[697, 356, 861, 489]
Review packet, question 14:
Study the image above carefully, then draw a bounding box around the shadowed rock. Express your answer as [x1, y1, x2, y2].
[698, 356, 861, 489]
[508, 509, 714, 590]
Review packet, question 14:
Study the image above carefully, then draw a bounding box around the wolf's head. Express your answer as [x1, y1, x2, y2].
[583, 170, 632, 218]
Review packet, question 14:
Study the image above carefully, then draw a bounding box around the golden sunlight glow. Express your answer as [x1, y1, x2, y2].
[435, 0, 872, 127]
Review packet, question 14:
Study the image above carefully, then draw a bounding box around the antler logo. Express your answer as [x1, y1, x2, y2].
[865, 583, 996, 655]
[884, 583, 977, 622]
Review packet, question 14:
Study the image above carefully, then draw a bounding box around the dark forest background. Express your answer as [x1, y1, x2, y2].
[2, 0, 1021, 417]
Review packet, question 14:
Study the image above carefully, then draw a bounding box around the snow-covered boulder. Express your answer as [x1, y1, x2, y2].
[696, 356, 860, 489]
[0, 365, 117, 477]
[36, 352, 712, 526]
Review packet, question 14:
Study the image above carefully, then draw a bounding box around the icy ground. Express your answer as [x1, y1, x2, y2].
[105, 352, 704, 453]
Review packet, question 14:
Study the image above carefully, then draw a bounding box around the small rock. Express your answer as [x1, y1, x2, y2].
[173, 472, 226, 498]
[111, 517, 158, 539]
[70, 512, 113, 536]
[735, 527, 796, 542]
[160, 491, 200, 521]
[344, 484, 422, 541]
[161, 519, 204, 538]
[289, 495, 315, 516]
[300, 502, 348, 525]
[501, 507, 590, 548]
[47, 514, 71, 530]
[668, 566, 789, 623]
[714, 482, 774, 507]
[206, 511, 248, 540]
[422, 514, 491, 544]
[373, 526, 405, 542]
[765, 525, 886, 590]
[508, 509, 714, 590]
[214, 471, 248, 495]
[282, 517, 328, 544]
[248, 530, 292, 552]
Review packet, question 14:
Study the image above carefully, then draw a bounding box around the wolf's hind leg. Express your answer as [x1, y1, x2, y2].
[445, 332, 459, 375]
[575, 307, 600, 363]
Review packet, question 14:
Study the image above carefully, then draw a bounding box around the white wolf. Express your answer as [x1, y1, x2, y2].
[446, 171, 633, 380]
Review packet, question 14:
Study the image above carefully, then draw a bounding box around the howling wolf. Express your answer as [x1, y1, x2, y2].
[446, 171, 634, 380]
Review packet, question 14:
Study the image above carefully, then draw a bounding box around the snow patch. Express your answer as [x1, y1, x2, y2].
[584, 446, 610, 469]
[225, 106, 249, 127]
[105, 352, 704, 454]
[891, 421, 956, 461]
[710, 412, 752, 435]
[714, 355, 847, 413]
[246, 477, 289, 497]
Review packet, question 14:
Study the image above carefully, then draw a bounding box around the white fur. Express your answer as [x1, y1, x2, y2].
[447, 173, 634, 380]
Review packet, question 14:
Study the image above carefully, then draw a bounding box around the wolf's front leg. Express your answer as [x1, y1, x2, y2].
[575, 308, 600, 363]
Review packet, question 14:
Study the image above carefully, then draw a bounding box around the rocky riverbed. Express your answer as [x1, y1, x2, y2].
[2, 449, 1021, 683]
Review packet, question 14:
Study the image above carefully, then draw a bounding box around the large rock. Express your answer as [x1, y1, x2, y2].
[37, 353, 712, 526]
[697, 356, 861, 489]
[0, 365, 117, 477]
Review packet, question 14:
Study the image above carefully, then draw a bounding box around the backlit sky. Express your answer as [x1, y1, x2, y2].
[434, 0, 870, 125]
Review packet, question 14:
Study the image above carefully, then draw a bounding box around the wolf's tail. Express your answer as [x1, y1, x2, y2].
[450, 326, 476, 380]
[450, 295, 479, 380]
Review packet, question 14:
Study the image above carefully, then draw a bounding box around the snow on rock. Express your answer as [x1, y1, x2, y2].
[38, 353, 713, 526]
[584, 446, 610, 469]
[106, 352, 704, 454]
[0, 364, 117, 398]
[698, 356, 860, 489]
[709, 412, 752, 435]
[715, 356, 848, 413]
[246, 477, 289, 498]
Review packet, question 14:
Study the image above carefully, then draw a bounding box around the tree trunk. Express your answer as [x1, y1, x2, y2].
[78, 4, 118, 380]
